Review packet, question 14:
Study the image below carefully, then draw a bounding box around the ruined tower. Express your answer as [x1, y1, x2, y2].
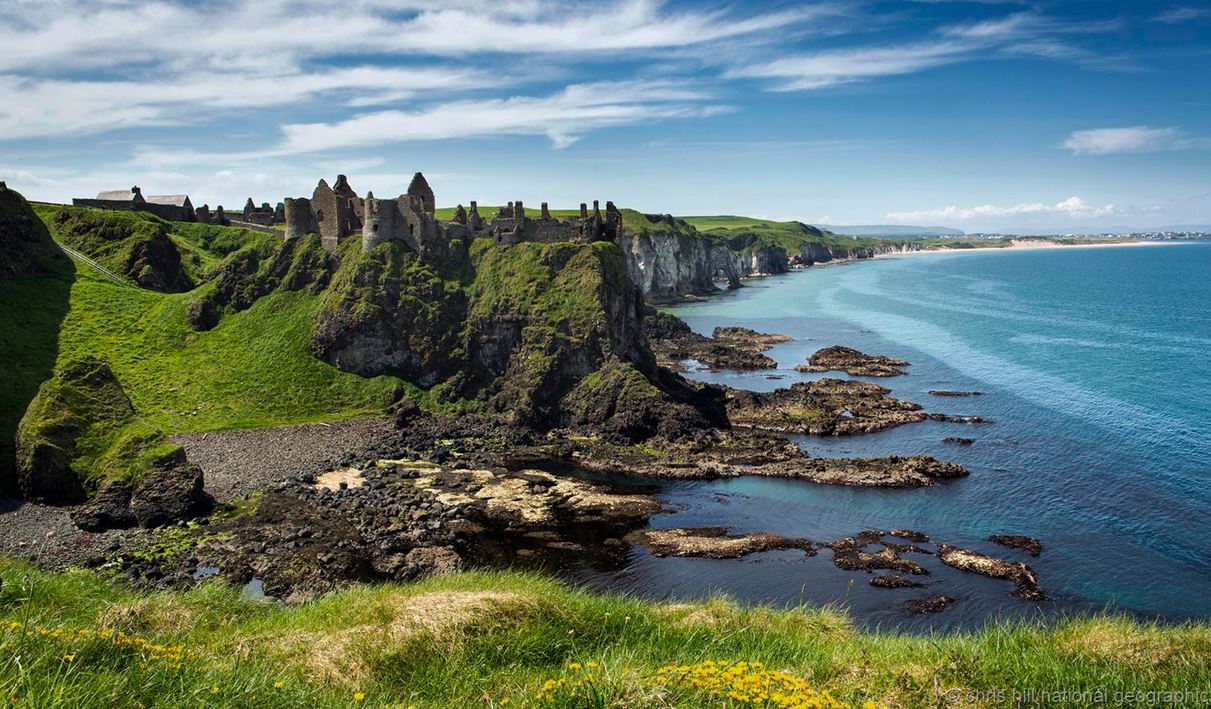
[406, 172, 435, 214]
[284, 197, 317, 241]
[312, 176, 361, 251]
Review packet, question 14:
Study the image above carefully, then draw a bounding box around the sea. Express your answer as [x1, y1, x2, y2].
[568, 242, 1211, 631]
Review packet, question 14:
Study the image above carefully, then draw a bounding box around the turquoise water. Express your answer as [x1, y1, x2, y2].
[574, 242, 1211, 630]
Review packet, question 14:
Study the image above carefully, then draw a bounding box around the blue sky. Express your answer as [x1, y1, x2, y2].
[1, 0, 1209, 233]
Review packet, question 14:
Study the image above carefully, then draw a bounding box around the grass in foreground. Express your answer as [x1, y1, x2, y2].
[3, 559, 1210, 708]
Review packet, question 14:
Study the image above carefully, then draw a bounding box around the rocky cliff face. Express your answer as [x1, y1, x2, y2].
[618, 227, 742, 301]
[311, 236, 708, 436]
[615, 216, 925, 301]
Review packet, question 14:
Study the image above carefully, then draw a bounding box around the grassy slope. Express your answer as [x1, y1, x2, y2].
[0, 209, 403, 490]
[3, 559, 1210, 708]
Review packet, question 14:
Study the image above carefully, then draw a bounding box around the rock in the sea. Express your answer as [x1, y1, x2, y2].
[889, 529, 931, 543]
[795, 346, 909, 377]
[829, 535, 929, 575]
[936, 544, 1045, 601]
[644, 311, 787, 371]
[725, 379, 929, 436]
[903, 594, 955, 614]
[928, 390, 983, 397]
[625, 526, 814, 559]
[988, 534, 1042, 556]
[870, 574, 924, 588]
[942, 437, 975, 445]
[756, 455, 968, 488]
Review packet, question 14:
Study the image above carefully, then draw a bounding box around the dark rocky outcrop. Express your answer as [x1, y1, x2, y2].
[0, 183, 65, 280]
[988, 534, 1043, 556]
[795, 346, 909, 377]
[903, 594, 955, 614]
[128, 452, 211, 528]
[870, 574, 924, 588]
[929, 390, 983, 397]
[15, 356, 202, 520]
[187, 461, 661, 600]
[70, 450, 211, 531]
[643, 310, 788, 371]
[943, 437, 975, 445]
[829, 535, 929, 574]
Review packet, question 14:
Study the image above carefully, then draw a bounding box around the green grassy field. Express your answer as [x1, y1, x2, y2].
[3, 558, 1209, 708]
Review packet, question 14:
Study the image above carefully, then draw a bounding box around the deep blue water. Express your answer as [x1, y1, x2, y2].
[571, 243, 1211, 630]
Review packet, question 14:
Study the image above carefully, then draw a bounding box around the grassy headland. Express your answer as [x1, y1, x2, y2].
[3, 558, 1209, 708]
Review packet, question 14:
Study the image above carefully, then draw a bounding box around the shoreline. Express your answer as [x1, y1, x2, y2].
[884, 238, 1186, 258]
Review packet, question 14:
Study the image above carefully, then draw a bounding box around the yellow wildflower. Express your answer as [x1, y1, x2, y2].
[353, 692, 365, 702]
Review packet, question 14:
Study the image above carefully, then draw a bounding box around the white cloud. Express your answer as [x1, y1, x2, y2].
[0, 0, 831, 73]
[271, 81, 728, 154]
[1153, 6, 1211, 24]
[1063, 126, 1182, 155]
[728, 40, 969, 90]
[0, 0, 820, 144]
[887, 196, 1119, 221]
[730, 11, 1126, 91]
[0, 67, 493, 140]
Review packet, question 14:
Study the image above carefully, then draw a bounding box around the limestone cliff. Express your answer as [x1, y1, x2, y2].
[616, 214, 742, 301]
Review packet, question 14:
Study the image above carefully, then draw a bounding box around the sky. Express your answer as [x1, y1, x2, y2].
[1, 0, 1209, 233]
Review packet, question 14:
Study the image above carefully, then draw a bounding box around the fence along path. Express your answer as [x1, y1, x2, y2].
[54, 240, 138, 288]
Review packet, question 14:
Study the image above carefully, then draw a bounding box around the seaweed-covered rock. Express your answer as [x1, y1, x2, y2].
[903, 594, 955, 614]
[643, 310, 787, 371]
[870, 574, 924, 588]
[725, 379, 928, 436]
[988, 534, 1043, 556]
[937, 544, 1045, 601]
[0, 183, 65, 280]
[626, 526, 814, 559]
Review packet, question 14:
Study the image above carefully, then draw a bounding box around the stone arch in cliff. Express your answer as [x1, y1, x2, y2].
[708, 246, 742, 290]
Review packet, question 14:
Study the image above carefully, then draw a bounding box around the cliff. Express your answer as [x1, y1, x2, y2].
[312, 234, 712, 435]
[616, 212, 923, 301]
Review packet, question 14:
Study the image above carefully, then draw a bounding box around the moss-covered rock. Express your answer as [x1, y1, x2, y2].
[0, 184, 65, 280]
[15, 356, 182, 504]
[311, 239, 466, 385]
[47, 209, 193, 292]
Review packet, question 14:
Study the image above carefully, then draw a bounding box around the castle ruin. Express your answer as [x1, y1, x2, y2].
[282, 171, 623, 253]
